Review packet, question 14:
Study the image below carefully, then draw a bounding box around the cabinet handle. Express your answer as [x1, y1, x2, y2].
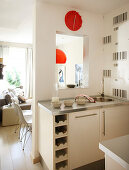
[103, 111, 106, 136]
[75, 113, 97, 119]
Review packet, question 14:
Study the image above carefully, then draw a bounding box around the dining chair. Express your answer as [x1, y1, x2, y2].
[12, 99, 32, 133]
[12, 101, 32, 150]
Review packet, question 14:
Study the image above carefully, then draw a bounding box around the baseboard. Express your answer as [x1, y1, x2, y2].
[30, 153, 41, 164]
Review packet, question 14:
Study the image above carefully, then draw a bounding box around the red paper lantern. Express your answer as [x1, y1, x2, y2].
[56, 49, 66, 64]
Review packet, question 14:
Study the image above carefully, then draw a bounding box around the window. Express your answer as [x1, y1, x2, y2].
[3, 47, 26, 89]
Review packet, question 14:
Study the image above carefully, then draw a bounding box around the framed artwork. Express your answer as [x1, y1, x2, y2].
[75, 64, 83, 86]
[57, 65, 66, 87]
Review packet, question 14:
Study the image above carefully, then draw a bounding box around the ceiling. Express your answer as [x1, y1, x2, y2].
[0, 0, 129, 43]
[56, 34, 83, 46]
[43, 0, 129, 14]
[0, 0, 33, 43]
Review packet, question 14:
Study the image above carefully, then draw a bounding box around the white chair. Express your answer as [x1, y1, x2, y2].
[12, 101, 32, 150]
[12, 99, 32, 133]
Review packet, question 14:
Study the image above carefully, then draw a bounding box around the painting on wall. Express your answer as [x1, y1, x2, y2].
[75, 64, 83, 87]
[58, 65, 66, 87]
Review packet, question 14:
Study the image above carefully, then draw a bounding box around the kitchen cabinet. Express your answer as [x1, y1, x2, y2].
[69, 109, 103, 170]
[100, 105, 129, 141]
[38, 105, 69, 170]
[38, 101, 129, 170]
[99, 135, 129, 170]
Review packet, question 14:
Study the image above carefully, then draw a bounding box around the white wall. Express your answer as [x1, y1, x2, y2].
[57, 37, 83, 85]
[103, 3, 129, 99]
[33, 0, 104, 158]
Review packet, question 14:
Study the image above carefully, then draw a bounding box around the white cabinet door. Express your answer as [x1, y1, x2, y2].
[69, 109, 103, 170]
[100, 105, 129, 141]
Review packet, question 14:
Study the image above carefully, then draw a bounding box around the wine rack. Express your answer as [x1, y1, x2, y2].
[56, 160, 68, 170]
[55, 126, 67, 138]
[55, 115, 67, 127]
[54, 114, 69, 170]
[55, 148, 68, 163]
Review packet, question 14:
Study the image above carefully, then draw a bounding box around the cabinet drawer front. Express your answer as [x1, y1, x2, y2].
[75, 113, 97, 118]
[70, 109, 99, 118]
[69, 109, 102, 169]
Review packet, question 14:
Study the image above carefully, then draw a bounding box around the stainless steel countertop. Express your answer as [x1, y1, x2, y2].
[38, 96, 129, 115]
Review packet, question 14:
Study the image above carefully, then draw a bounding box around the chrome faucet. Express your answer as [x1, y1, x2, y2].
[98, 76, 104, 97]
[102, 75, 104, 97]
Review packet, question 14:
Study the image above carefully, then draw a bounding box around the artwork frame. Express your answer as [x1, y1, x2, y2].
[57, 65, 66, 88]
[75, 64, 83, 87]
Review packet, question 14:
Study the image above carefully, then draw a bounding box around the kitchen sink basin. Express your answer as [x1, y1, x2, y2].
[93, 97, 114, 102]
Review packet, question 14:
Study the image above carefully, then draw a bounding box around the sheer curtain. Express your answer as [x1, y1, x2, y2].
[0, 46, 9, 94]
[0, 45, 9, 62]
[25, 48, 33, 99]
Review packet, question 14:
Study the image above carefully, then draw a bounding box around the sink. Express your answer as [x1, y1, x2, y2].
[93, 97, 114, 102]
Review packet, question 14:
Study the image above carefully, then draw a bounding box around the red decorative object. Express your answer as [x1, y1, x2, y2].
[65, 10, 82, 31]
[56, 49, 66, 64]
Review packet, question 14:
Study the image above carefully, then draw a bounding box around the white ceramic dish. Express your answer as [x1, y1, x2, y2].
[64, 100, 74, 107]
[76, 99, 86, 105]
[52, 102, 61, 108]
